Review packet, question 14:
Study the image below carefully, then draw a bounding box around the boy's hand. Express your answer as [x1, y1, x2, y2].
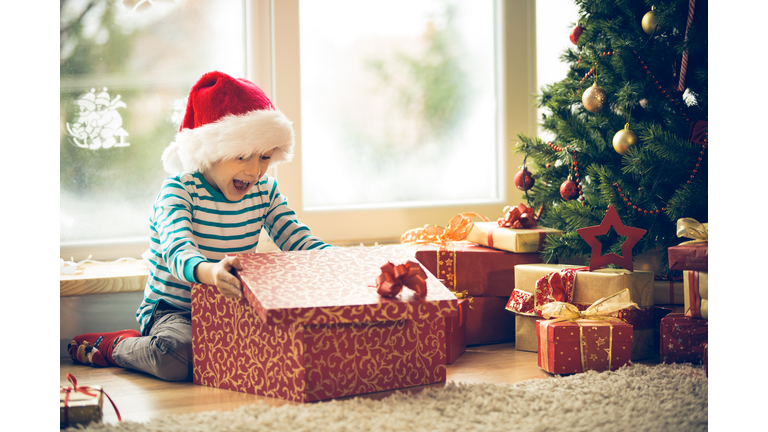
[195, 256, 244, 298]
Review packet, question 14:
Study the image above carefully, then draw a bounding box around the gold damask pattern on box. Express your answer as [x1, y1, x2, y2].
[193, 245, 457, 402]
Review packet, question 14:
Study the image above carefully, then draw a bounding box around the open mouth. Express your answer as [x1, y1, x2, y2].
[233, 179, 252, 193]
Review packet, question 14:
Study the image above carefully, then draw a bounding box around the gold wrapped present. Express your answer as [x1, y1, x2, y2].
[60, 374, 121, 429]
[509, 264, 654, 360]
[466, 222, 563, 253]
[684, 271, 708, 319]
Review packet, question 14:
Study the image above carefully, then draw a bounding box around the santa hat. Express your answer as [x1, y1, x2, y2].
[161, 71, 294, 174]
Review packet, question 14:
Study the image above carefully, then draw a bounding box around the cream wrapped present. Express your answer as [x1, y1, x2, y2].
[507, 264, 654, 360]
[684, 271, 708, 319]
[466, 222, 563, 253]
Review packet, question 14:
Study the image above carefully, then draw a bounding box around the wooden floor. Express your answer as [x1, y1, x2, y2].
[60, 343, 660, 426]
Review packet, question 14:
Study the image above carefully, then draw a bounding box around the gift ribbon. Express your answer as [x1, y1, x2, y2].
[374, 260, 428, 302]
[60, 373, 122, 428]
[497, 203, 537, 229]
[400, 212, 490, 244]
[655, 274, 684, 305]
[676, 218, 708, 245]
[539, 289, 639, 373]
[686, 271, 701, 318]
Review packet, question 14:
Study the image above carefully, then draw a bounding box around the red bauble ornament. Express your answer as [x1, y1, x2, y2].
[514, 169, 535, 191]
[570, 25, 585, 45]
[560, 179, 579, 200]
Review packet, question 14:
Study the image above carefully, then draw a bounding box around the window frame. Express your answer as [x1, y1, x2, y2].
[60, 0, 537, 261]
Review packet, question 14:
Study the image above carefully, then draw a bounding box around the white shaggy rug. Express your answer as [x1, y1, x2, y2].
[72, 363, 707, 432]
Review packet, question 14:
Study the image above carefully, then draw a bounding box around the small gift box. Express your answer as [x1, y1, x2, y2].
[668, 218, 708, 271]
[445, 298, 469, 364]
[60, 374, 121, 429]
[538, 320, 633, 374]
[466, 222, 563, 254]
[684, 271, 708, 319]
[535, 290, 636, 374]
[660, 313, 708, 365]
[414, 242, 541, 297]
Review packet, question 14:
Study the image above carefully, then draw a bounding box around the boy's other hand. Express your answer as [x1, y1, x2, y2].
[196, 256, 244, 298]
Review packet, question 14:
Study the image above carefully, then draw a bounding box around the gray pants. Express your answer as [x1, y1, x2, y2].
[112, 306, 192, 382]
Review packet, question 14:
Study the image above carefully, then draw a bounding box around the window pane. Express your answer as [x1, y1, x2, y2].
[536, 0, 579, 141]
[60, 0, 245, 243]
[299, 0, 498, 209]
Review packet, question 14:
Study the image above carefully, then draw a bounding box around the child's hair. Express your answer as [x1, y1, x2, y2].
[161, 71, 294, 174]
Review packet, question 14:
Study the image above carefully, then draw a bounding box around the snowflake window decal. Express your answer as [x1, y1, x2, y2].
[66, 87, 130, 150]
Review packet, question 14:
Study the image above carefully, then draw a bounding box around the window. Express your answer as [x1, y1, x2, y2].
[60, 0, 247, 259]
[60, 0, 537, 259]
[272, 0, 536, 246]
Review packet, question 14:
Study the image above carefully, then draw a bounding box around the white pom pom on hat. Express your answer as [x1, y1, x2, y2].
[161, 71, 294, 174]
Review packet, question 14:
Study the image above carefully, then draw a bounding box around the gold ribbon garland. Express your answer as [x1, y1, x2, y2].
[400, 212, 490, 244]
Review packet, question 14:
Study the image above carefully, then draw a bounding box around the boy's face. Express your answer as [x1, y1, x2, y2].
[202, 148, 274, 201]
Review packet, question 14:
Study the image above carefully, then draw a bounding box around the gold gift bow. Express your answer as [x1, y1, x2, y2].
[676, 218, 708, 245]
[400, 212, 490, 244]
[540, 288, 639, 373]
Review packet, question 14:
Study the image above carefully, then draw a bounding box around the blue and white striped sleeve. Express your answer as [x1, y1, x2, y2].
[152, 178, 207, 283]
[262, 178, 331, 251]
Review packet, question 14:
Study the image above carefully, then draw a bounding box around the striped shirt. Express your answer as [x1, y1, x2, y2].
[137, 171, 331, 334]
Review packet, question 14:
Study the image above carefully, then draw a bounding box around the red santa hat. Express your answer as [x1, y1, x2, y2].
[161, 71, 294, 174]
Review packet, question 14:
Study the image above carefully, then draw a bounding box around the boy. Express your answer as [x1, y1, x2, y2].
[68, 71, 332, 381]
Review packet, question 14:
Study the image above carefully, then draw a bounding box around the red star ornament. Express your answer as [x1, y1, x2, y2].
[576, 205, 646, 272]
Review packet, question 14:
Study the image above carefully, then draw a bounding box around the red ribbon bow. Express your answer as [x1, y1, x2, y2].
[60, 373, 122, 428]
[498, 203, 537, 229]
[375, 260, 428, 300]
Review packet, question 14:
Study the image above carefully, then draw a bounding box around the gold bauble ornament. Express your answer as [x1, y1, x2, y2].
[642, 8, 659, 35]
[582, 82, 607, 113]
[613, 123, 638, 155]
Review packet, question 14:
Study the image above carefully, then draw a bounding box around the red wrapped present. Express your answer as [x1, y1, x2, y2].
[668, 218, 708, 271]
[660, 313, 708, 365]
[535, 290, 637, 374]
[414, 242, 541, 297]
[684, 271, 708, 319]
[508, 264, 654, 360]
[537, 320, 633, 374]
[192, 245, 458, 403]
[445, 298, 468, 364]
[465, 296, 516, 346]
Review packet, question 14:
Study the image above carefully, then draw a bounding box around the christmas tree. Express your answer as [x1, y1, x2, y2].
[515, 0, 707, 273]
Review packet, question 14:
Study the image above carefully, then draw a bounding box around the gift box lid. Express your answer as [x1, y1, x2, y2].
[537, 319, 633, 343]
[232, 245, 458, 327]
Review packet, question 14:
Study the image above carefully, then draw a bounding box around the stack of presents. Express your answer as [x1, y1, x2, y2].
[62, 205, 709, 425]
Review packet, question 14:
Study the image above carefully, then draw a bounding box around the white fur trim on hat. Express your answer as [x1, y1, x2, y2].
[162, 108, 294, 174]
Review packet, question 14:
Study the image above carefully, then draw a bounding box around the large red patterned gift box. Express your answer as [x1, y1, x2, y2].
[537, 319, 633, 374]
[192, 245, 458, 403]
[660, 313, 708, 365]
[445, 298, 468, 364]
[507, 264, 654, 360]
[414, 242, 541, 297]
